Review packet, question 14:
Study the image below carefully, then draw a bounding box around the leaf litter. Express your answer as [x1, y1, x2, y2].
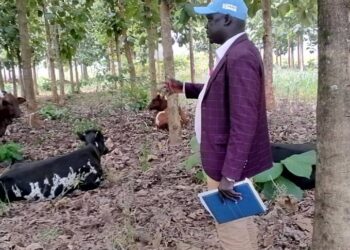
[0, 94, 316, 250]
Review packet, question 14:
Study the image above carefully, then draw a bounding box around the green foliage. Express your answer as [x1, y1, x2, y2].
[0, 199, 9, 217]
[183, 136, 205, 183]
[0, 142, 23, 163]
[273, 68, 317, 102]
[121, 83, 149, 111]
[254, 163, 283, 183]
[261, 176, 304, 200]
[39, 104, 70, 120]
[139, 143, 151, 172]
[0, 1, 19, 66]
[282, 150, 316, 178]
[253, 150, 316, 200]
[72, 118, 100, 134]
[37, 227, 63, 242]
[38, 77, 52, 91]
[79, 79, 95, 87]
[184, 152, 201, 170]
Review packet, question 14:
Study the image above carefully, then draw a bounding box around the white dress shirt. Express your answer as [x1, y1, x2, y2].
[188, 32, 245, 144]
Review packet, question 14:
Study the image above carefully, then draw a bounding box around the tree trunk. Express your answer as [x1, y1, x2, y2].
[146, 21, 158, 97]
[16, 0, 38, 121]
[275, 53, 278, 66]
[261, 0, 275, 110]
[288, 37, 291, 68]
[83, 64, 89, 80]
[74, 59, 80, 93]
[189, 24, 195, 83]
[6, 69, 10, 82]
[11, 63, 17, 97]
[298, 33, 304, 71]
[82, 64, 88, 80]
[43, 0, 58, 103]
[297, 33, 304, 71]
[0, 62, 4, 90]
[58, 62, 65, 101]
[207, 0, 214, 70]
[157, 46, 162, 82]
[32, 62, 39, 95]
[17, 53, 25, 97]
[69, 58, 74, 93]
[115, 35, 122, 78]
[109, 40, 116, 76]
[291, 45, 295, 68]
[279, 55, 282, 66]
[160, 0, 181, 145]
[54, 26, 65, 103]
[123, 32, 136, 82]
[312, 0, 350, 248]
[3, 68, 7, 83]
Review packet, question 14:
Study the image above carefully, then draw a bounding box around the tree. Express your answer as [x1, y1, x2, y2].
[16, 0, 38, 123]
[160, 0, 181, 145]
[144, 0, 158, 98]
[261, 0, 275, 109]
[42, 0, 58, 102]
[0, 61, 4, 89]
[0, 1, 20, 96]
[312, 0, 350, 249]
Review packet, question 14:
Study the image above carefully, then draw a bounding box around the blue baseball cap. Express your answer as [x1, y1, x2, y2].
[193, 0, 248, 21]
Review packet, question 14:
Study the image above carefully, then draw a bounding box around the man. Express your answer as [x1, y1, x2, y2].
[165, 0, 273, 249]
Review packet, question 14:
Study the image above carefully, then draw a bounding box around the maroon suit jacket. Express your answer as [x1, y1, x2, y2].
[185, 34, 273, 181]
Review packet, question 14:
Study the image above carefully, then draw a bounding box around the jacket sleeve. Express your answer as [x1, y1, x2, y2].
[221, 54, 262, 180]
[184, 82, 204, 99]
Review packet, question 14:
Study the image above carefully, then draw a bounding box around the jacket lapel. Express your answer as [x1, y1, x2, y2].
[203, 34, 249, 99]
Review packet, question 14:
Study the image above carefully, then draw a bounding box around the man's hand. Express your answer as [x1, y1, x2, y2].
[218, 177, 242, 202]
[163, 78, 183, 95]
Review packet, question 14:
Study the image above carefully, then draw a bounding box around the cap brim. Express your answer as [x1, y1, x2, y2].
[193, 6, 216, 15]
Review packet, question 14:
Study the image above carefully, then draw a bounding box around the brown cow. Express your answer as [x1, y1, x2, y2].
[148, 94, 168, 111]
[148, 94, 188, 130]
[0, 91, 26, 136]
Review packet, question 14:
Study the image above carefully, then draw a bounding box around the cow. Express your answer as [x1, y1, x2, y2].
[148, 94, 188, 130]
[272, 143, 316, 190]
[0, 90, 26, 137]
[148, 94, 168, 111]
[0, 129, 109, 202]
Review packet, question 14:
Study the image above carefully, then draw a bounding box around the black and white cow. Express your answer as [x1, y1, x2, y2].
[0, 129, 109, 202]
[272, 143, 316, 190]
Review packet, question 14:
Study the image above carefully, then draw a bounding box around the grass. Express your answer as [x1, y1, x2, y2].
[138, 143, 151, 172]
[111, 219, 135, 250]
[0, 200, 9, 217]
[273, 67, 317, 103]
[37, 227, 63, 242]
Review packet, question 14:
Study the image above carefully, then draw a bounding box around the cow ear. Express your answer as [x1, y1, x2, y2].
[77, 132, 85, 141]
[17, 97, 26, 104]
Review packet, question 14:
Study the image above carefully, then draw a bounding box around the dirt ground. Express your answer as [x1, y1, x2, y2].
[0, 93, 316, 250]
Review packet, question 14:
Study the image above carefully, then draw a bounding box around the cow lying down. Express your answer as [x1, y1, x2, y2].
[148, 94, 188, 130]
[0, 129, 109, 202]
[0, 90, 26, 137]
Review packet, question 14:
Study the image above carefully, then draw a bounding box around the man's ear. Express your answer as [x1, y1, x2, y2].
[224, 14, 232, 26]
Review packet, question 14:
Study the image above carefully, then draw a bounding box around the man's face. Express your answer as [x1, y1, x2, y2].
[206, 13, 226, 45]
